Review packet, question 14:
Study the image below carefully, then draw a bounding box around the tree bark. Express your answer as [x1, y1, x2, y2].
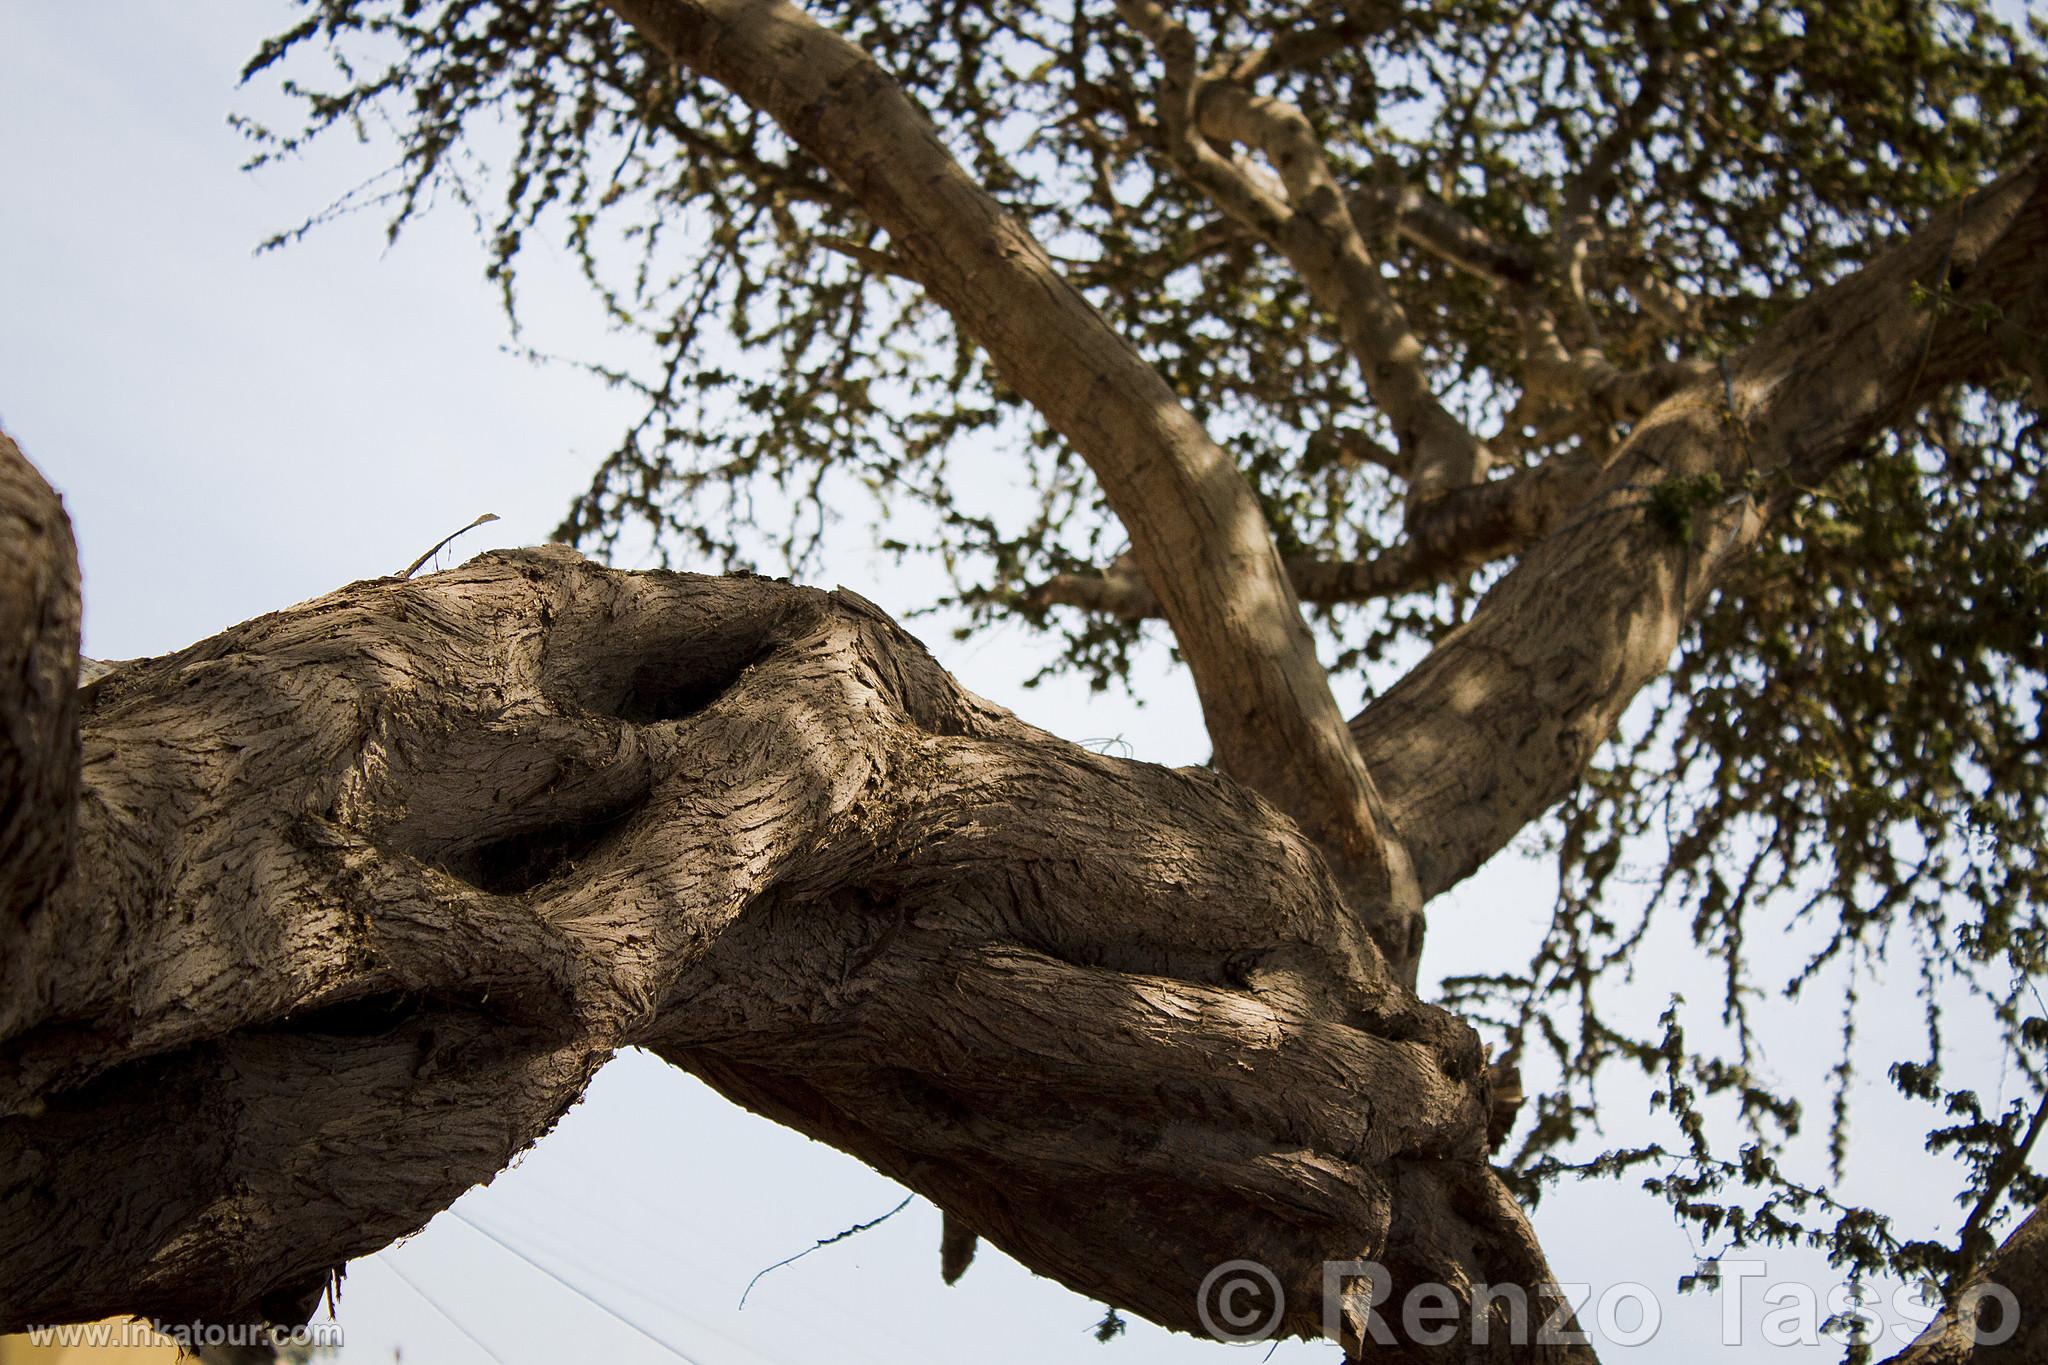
[4, 19, 2040, 1354]
[1882, 1210, 2048, 1364]
[0, 434, 81, 1042]
[0, 443, 1578, 1359]
[1353, 150, 2048, 899]
[596, 0, 1425, 971]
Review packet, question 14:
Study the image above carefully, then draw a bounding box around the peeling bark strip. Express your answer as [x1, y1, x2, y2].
[595, 0, 1424, 967]
[0, 448, 1575, 1359]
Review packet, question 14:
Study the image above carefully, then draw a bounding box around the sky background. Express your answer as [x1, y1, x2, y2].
[0, 4, 2029, 1362]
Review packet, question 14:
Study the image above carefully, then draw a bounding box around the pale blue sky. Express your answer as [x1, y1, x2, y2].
[0, 5, 2023, 1362]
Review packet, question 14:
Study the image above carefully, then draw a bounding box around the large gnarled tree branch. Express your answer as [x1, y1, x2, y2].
[596, 0, 1424, 966]
[0, 434, 1582, 1360]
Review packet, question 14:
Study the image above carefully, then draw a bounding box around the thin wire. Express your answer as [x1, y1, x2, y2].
[492, 1164, 901, 1365]
[376, 1251, 512, 1365]
[450, 1207, 713, 1365]
[471, 1216, 808, 1365]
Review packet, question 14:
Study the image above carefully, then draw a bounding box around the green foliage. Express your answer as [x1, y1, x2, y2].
[1648, 470, 1726, 545]
[243, 0, 2048, 1301]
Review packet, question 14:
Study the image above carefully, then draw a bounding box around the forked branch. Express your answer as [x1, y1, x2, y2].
[1113, 0, 1493, 508]
[600, 0, 1421, 962]
[1354, 151, 2048, 899]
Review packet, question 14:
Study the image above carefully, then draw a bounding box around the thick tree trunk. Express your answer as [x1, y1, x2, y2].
[0, 439, 1576, 1360]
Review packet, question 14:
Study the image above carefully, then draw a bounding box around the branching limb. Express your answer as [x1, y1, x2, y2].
[1192, 81, 1494, 503]
[1343, 170, 1708, 446]
[1354, 151, 2048, 900]
[600, 0, 1420, 959]
[0, 439, 1573, 1357]
[813, 233, 918, 283]
[1551, 34, 1675, 333]
[1347, 181, 1542, 291]
[1517, 307, 1717, 424]
[1109, 0, 1491, 515]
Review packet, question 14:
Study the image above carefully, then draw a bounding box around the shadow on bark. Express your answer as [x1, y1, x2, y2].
[1, 437, 1577, 1360]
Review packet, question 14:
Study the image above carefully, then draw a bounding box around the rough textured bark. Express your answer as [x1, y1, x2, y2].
[5, 4, 2043, 1355]
[0, 443, 1574, 1359]
[1352, 151, 2048, 898]
[594, 0, 1425, 969]
[0, 433, 81, 1041]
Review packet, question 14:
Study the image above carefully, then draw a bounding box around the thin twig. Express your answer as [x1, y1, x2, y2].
[738, 1194, 914, 1308]
[400, 512, 501, 579]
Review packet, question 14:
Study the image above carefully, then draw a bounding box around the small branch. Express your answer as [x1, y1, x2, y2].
[1130, 46, 1493, 504]
[1347, 181, 1541, 291]
[739, 1194, 913, 1307]
[1518, 308, 1716, 423]
[1342, 171, 1710, 458]
[815, 234, 918, 283]
[1613, 256, 1700, 333]
[1227, 0, 1401, 83]
[1029, 451, 1602, 619]
[1953, 1091, 2048, 1285]
[399, 512, 501, 579]
[1312, 424, 1407, 475]
[1551, 41, 1674, 332]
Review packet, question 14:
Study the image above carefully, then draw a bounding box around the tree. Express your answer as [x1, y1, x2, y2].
[3, 0, 2047, 1359]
